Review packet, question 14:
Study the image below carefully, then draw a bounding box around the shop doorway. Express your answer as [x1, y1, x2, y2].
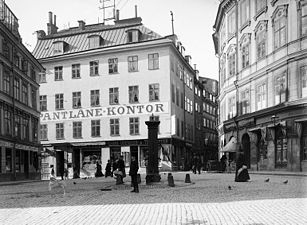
[24, 151, 29, 178]
[242, 133, 251, 168]
[56, 151, 64, 178]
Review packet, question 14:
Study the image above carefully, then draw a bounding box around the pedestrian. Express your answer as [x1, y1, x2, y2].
[220, 154, 227, 173]
[48, 165, 66, 196]
[235, 152, 250, 182]
[64, 168, 69, 179]
[105, 160, 112, 177]
[196, 156, 202, 174]
[95, 161, 103, 177]
[129, 156, 139, 193]
[117, 155, 126, 184]
[192, 155, 197, 174]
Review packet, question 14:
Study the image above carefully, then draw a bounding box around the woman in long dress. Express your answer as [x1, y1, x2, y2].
[235, 152, 250, 182]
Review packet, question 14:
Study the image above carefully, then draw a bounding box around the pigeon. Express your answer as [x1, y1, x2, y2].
[73, 182, 76, 185]
[228, 185, 232, 190]
[283, 180, 288, 184]
[265, 178, 270, 182]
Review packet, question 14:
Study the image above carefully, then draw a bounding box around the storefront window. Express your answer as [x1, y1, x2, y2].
[5, 148, 12, 172]
[140, 146, 148, 167]
[15, 149, 20, 172]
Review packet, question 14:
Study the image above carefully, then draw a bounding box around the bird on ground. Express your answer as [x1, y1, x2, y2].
[73, 182, 76, 185]
[265, 178, 270, 182]
[228, 185, 232, 190]
[283, 180, 288, 184]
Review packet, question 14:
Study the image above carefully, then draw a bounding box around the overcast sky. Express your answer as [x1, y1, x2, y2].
[6, 0, 220, 80]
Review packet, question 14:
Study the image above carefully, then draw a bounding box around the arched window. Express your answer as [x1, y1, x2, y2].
[255, 20, 268, 60]
[240, 33, 251, 69]
[272, 5, 288, 49]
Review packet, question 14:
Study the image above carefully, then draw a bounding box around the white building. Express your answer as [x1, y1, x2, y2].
[34, 12, 197, 178]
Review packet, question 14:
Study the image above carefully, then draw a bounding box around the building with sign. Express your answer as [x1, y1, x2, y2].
[33, 11, 199, 177]
[213, 0, 307, 172]
[0, 0, 43, 181]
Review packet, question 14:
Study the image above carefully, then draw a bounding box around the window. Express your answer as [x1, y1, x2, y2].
[40, 124, 48, 140]
[91, 120, 100, 137]
[73, 122, 82, 138]
[110, 118, 119, 136]
[14, 115, 21, 138]
[129, 86, 139, 103]
[228, 96, 236, 119]
[40, 95, 47, 111]
[30, 67, 36, 81]
[88, 35, 102, 49]
[228, 7, 236, 37]
[176, 86, 180, 106]
[3, 68, 11, 94]
[108, 58, 118, 74]
[55, 93, 64, 110]
[72, 64, 80, 79]
[54, 66, 63, 81]
[301, 66, 307, 97]
[21, 81, 28, 105]
[2, 39, 10, 59]
[129, 117, 139, 135]
[22, 116, 29, 140]
[256, 0, 266, 13]
[14, 77, 20, 100]
[6, 148, 12, 172]
[220, 20, 226, 49]
[302, 2, 307, 36]
[149, 83, 159, 101]
[39, 72, 46, 83]
[72, 92, 81, 108]
[31, 86, 37, 110]
[127, 30, 140, 42]
[272, 6, 287, 49]
[32, 118, 38, 142]
[240, 0, 250, 27]
[4, 107, 12, 135]
[220, 55, 226, 86]
[109, 87, 119, 104]
[256, 82, 266, 110]
[148, 53, 159, 70]
[56, 123, 64, 139]
[128, 56, 138, 72]
[53, 41, 64, 55]
[274, 72, 286, 105]
[240, 34, 251, 69]
[90, 61, 99, 76]
[241, 89, 250, 114]
[227, 46, 236, 77]
[172, 84, 175, 103]
[255, 21, 267, 60]
[90, 90, 100, 107]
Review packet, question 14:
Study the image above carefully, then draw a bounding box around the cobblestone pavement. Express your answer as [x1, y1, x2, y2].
[0, 172, 306, 225]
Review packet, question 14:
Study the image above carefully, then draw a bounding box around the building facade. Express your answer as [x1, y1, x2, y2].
[34, 12, 200, 178]
[213, 0, 307, 172]
[200, 77, 219, 169]
[0, 0, 43, 181]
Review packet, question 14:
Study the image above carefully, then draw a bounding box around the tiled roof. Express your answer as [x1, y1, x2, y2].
[32, 19, 163, 59]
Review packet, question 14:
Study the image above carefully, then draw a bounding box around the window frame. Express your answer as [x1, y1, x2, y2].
[272, 6, 288, 50]
[72, 63, 81, 79]
[89, 61, 99, 76]
[129, 117, 140, 135]
[91, 120, 101, 137]
[128, 55, 138, 72]
[72, 91, 82, 109]
[301, 2, 307, 37]
[40, 124, 48, 140]
[148, 53, 159, 70]
[274, 72, 287, 105]
[56, 123, 64, 140]
[73, 121, 82, 139]
[255, 21, 268, 61]
[301, 65, 307, 98]
[109, 87, 119, 105]
[40, 95, 47, 111]
[129, 85, 139, 103]
[55, 93, 64, 110]
[108, 58, 118, 74]
[149, 83, 159, 101]
[54, 66, 63, 81]
[256, 82, 267, 110]
[110, 118, 120, 136]
[90, 89, 100, 107]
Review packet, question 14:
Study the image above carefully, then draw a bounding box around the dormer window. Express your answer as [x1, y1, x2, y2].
[53, 41, 66, 55]
[126, 29, 141, 43]
[88, 35, 103, 49]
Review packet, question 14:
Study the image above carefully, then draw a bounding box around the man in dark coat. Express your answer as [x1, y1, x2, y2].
[129, 156, 139, 193]
[105, 160, 112, 177]
[117, 155, 125, 184]
[235, 152, 250, 182]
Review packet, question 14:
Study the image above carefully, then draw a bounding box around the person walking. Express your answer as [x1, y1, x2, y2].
[105, 160, 112, 177]
[196, 156, 202, 174]
[129, 156, 139, 193]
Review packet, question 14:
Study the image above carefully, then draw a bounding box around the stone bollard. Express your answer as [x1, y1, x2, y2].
[185, 173, 191, 183]
[168, 174, 175, 187]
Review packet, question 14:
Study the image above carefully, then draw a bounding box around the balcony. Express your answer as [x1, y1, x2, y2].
[0, 0, 20, 38]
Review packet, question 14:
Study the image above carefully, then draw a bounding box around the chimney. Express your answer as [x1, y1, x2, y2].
[78, 20, 85, 30]
[54, 15, 57, 26]
[185, 55, 191, 64]
[135, 5, 138, 18]
[47, 12, 58, 35]
[116, 10, 120, 21]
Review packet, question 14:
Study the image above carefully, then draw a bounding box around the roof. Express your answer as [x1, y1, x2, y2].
[32, 18, 163, 59]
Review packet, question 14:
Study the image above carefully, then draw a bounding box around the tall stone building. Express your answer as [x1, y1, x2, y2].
[0, 0, 43, 181]
[213, 0, 307, 172]
[33, 12, 200, 178]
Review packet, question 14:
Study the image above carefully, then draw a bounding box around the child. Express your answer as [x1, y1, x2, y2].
[49, 165, 66, 196]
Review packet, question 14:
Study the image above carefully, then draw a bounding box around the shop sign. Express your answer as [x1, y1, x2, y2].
[40, 102, 169, 122]
[15, 144, 39, 151]
[0, 140, 13, 148]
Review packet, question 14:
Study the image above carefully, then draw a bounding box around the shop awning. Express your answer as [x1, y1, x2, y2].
[220, 137, 238, 153]
[248, 126, 262, 133]
[295, 118, 307, 123]
[71, 142, 106, 147]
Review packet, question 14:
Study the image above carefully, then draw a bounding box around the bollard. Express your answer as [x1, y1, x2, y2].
[185, 173, 191, 183]
[168, 174, 175, 187]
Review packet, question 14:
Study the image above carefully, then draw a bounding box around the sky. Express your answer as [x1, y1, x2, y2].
[6, 0, 220, 80]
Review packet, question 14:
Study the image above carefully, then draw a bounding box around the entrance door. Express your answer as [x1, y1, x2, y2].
[275, 126, 287, 168]
[24, 151, 29, 178]
[73, 149, 80, 178]
[242, 134, 251, 168]
[56, 151, 64, 177]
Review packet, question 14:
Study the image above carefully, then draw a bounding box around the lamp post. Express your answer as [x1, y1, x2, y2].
[145, 114, 161, 184]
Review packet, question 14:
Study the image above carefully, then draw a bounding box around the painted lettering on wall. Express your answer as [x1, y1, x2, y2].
[40, 102, 169, 122]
